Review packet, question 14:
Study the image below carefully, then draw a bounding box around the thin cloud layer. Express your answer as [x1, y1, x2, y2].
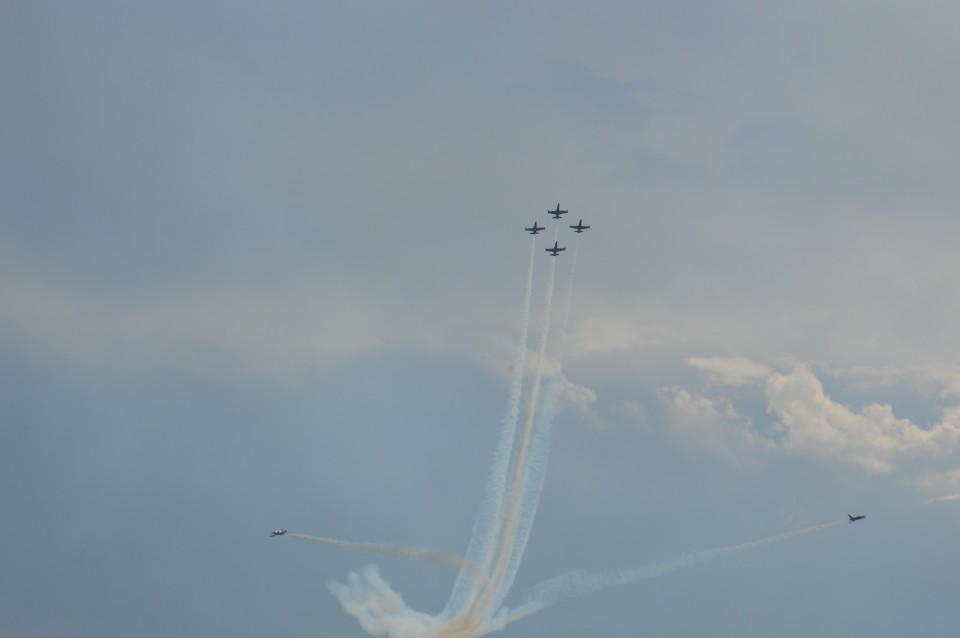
[686, 356, 772, 386]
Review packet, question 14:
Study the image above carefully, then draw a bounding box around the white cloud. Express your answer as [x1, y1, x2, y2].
[686, 356, 772, 386]
[653, 361, 960, 481]
[766, 367, 960, 473]
[0, 268, 493, 379]
[620, 399, 648, 427]
[657, 386, 774, 462]
[504, 351, 604, 427]
[916, 468, 960, 504]
[841, 364, 960, 400]
[557, 375, 603, 428]
[563, 306, 680, 358]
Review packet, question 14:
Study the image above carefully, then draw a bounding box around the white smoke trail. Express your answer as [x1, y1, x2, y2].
[288, 533, 475, 572]
[442, 235, 538, 618]
[469, 225, 560, 621]
[330, 565, 447, 638]
[490, 232, 582, 612]
[495, 520, 843, 625]
[314, 222, 845, 638]
[327, 222, 576, 637]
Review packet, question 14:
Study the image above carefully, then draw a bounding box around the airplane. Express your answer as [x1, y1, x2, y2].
[848, 514, 866, 523]
[570, 219, 590, 233]
[546, 241, 566, 256]
[525, 221, 545, 235]
[548, 203, 568, 219]
[270, 528, 287, 537]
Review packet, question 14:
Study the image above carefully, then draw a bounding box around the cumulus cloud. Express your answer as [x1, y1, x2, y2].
[505, 351, 603, 427]
[657, 386, 774, 462]
[765, 367, 960, 473]
[655, 358, 960, 483]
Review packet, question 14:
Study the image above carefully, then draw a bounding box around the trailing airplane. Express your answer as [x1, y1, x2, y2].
[546, 241, 566, 256]
[525, 221, 545, 235]
[270, 528, 287, 537]
[570, 219, 590, 233]
[548, 203, 568, 219]
[848, 514, 866, 523]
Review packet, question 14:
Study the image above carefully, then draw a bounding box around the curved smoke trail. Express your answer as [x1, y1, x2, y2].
[302, 220, 842, 638]
[442, 235, 539, 617]
[326, 220, 580, 637]
[490, 232, 582, 613]
[496, 521, 843, 625]
[470, 225, 560, 616]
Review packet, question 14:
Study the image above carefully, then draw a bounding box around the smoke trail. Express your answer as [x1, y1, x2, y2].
[325, 226, 565, 637]
[442, 235, 538, 618]
[490, 232, 583, 612]
[556, 233, 580, 354]
[288, 533, 476, 573]
[496, 521, 843, 624]
[452, 223, 561, 627]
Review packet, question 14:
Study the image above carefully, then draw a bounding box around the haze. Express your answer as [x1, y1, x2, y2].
[2, 2, 960, 637]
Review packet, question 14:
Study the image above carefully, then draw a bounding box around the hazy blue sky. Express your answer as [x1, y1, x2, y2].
[3, 2, 960, 636]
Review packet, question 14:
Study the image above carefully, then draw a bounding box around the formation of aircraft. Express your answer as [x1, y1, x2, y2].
[546, 240, 566, 256]
[848, 514, 866, 523]
[522, 205, 589, 256]
[270, 528, 287, 537]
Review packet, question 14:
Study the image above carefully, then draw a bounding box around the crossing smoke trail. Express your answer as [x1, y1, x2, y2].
[497, 520, 844, 624]
[324, 222, 593, 637]
[326, 223, 565, 637]
[288, 533, 473, 572]
[301, 219, 838, 638]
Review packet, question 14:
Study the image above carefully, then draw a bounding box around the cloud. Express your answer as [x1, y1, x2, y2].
[564, 310, 679, 358]
[0, 268, 467, 378]
[657, 386, 774, 462]
[767, 367, 960, 473]
[686, 356, 772, 386]
[501, 352, 603, 427]
[556, 375, 603, 428]
[841, 364, 960, 400]
[620, 399, 648, 428]
[654, 359, 960, 479]
[916, 469, 960, 504]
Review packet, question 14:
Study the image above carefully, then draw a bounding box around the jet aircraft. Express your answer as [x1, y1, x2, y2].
[848, 514, 866, 523]
[270, 528, 287, 537]
[525, 221, 545, 235]
[546, 241, 566, 256]
[570, 219, 590, 233]
[548, 203, 568, 219]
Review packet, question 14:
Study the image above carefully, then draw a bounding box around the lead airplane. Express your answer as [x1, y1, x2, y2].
[548, 203, 568, 219]
[270, 528, 287, 537]
[570, 219, 590, 233]
[848, 514, 866, 523]
[546, 240, 566, 256]
[525, 221, 545, 235]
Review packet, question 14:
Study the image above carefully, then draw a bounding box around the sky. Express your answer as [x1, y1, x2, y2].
[3, 1, 960, 636]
